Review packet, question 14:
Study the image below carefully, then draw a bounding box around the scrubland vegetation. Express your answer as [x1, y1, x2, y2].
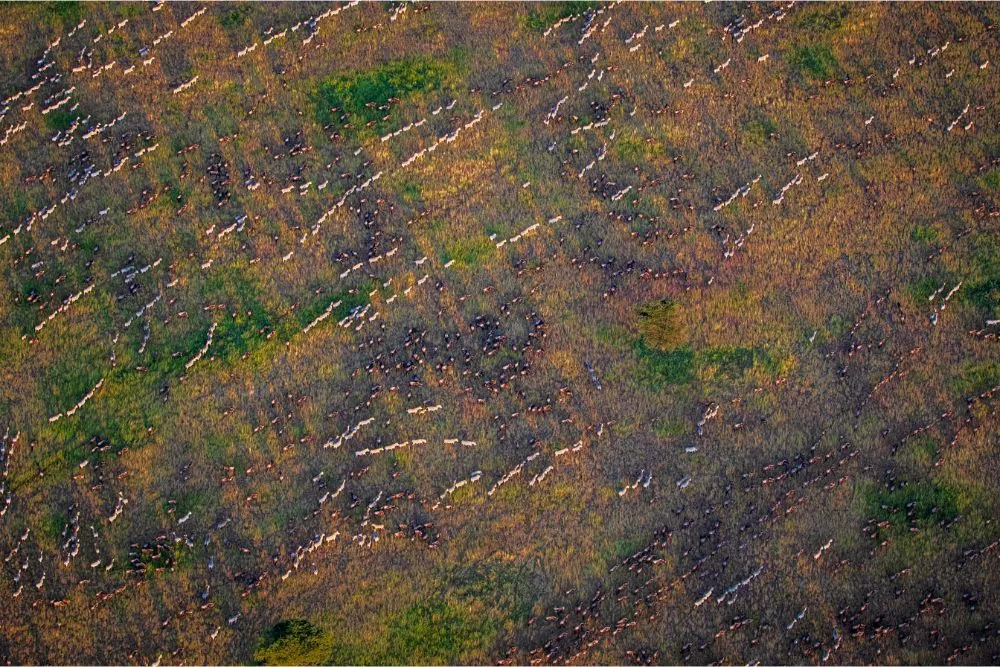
[0, 2, 997, 665]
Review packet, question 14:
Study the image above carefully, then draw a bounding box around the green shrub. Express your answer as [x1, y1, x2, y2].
[255, 619, 333, 666]
[219, 4, 253, 29]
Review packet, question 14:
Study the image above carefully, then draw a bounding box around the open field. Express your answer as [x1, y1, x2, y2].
[0, 2, 998, 664]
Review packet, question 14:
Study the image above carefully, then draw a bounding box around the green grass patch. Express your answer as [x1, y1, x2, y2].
[698, 345, 778, 378]
[329, 598, 498, 665]
[633, 337, 778, 389]
[203, 102, 240, 138]
[325, 563, 534, 664]
[796, 4, 849, 33]
[201, 271, 275, 363]
[44, 108, 79, 132]
[653, 418, 688, 439]
[219, 3, 253, 29]
[910, 223, 939, 244]
[312, 52, 464, 133]
[863, 480, 960, 532]
[949, 360, 1000, 396]
[964, 276, 1000, 318]
[522, 1, 595, 32]
[441, 237, 493, 268]
[906, 435, 939, 467]
[788, 43, 839, 80]
[42, 346, 106, 417]
[2, 190, 31, 222]
[396, 178, 423, 205]
[295, 288, 371, 331]
[44, 1, 83, 22]
[135, 540, 192, 576]
[170, 489, 208, 517]
[743, 113, 778, 146]
[594, 323, 628, 347]
[255, 619, 332, 666]
[979, 169, 1000, 192]
[447, 562, 537, 625]
[606, 536, 645, 564]
[39, 510, 65, 542]
[633, 339, 696, 387]
[908, 275, 943, 304]
[612, 129, 658, 162]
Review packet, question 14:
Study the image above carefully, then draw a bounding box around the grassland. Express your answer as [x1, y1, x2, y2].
[0, 2, 997, 665]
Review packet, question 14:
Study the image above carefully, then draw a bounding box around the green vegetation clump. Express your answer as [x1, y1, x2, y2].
[327, 599, 499, 665]
[44, 109, 78, 132]
[634, 339, 696, 387]
[797, 5, 850, 33]
[219, 4, 253, 29]
[442, 237, 493, 268]
[743, 114, 778, 145]
[44, 1, 83, 22]
[312, 54, 462, 131]
[699, 346, 778, 378]
[865, 481, 960, 531]
[788, 44, 839, 79]
[979, 169, 1000, 192]
[949, 360, 1000, 396]
[910, 224, 938, 244]
[254, 619, 333, 666]
[522, 1, 596, 32]
[964, 276, 1000, 318]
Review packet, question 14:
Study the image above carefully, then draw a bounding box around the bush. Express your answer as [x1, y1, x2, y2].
[254, 619, 333, 666]
[219, 4, 253, 29]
